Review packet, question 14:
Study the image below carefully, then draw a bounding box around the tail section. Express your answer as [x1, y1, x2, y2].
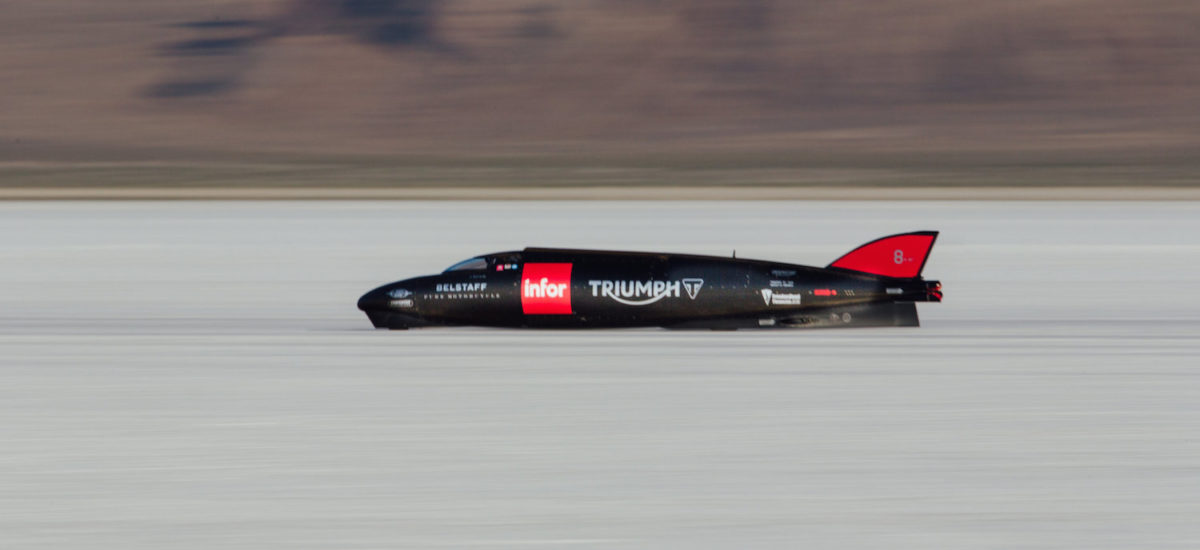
[828, 231, 938, 279]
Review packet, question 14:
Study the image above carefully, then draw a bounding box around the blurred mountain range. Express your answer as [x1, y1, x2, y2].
[2, 0, 1197, 187]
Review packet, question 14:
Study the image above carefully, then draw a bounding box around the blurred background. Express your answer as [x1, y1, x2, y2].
[6, 6, 1200, 547]
[2, 0, 1198, 192]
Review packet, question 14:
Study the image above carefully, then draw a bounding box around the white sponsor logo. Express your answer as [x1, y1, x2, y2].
[761, 289, 802, 306]
[523, 277, 568, 299]
[769, 280, 794, 288]
[587, 278, 703, 306]
[389, 299, 414, 309]
[773, 293, 802, 305]
[437, 282, 487, 292]
[388, 288, 412, 298]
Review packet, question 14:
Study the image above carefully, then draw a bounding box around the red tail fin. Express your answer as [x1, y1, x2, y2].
[828, 231, 938, 278]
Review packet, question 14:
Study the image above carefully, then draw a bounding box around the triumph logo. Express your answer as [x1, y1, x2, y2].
[521, 263, 573, 314]
[587, 278, 703, 306]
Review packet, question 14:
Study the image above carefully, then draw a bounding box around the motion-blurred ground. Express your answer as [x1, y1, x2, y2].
[2, 1, 1198, 190]
[3, 201, 1200, 548]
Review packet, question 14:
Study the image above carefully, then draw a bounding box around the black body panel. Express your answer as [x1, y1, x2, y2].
[358, 233, 942, 330]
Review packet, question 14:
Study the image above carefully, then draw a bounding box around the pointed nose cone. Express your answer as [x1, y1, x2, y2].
[357, 286, 396, 328]
[357, 287, 389, 313]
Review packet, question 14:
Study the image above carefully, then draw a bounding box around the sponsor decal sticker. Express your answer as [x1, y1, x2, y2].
[771, 269, 796, 277]
[768, 280, 794, 288]
[761, 289, 802, 306]
[521, 263, 573, 314]
[814, 288, 837, 297]
[437, 282, 488, 293]
[387, 288, 412, 299]
[425, 292, 501, 300]
[389, 299, 414, 309]
[587, 278, 703, 306]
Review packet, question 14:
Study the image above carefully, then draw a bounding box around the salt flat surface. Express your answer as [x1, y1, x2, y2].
[1, 201, 1198, 549]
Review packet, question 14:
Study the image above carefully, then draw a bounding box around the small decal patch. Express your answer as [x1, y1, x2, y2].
[761, 289, 802, 306]
[681, 278, 704, 300]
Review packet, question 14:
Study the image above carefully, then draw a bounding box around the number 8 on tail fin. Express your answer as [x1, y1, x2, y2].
[827, 231, 939, 279]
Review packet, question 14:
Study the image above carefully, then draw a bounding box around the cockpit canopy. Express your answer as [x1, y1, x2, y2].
[442, 251, 522, 273]
[443, 257, 488, 272]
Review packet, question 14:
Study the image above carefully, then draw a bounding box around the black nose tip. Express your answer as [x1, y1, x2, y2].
[357, 287, 395, 328]
[357, 288, 388, 312]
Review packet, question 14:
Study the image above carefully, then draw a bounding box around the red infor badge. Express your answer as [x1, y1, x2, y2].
[521, 263, 573, 314]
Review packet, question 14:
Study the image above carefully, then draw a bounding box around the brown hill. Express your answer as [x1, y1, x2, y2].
[2, 0, 1198, 188]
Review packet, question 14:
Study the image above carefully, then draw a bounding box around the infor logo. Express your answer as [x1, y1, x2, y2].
[521, 263, 573, 314]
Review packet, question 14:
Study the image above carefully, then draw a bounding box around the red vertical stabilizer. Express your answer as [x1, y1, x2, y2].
[827, 231, 938, 279]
